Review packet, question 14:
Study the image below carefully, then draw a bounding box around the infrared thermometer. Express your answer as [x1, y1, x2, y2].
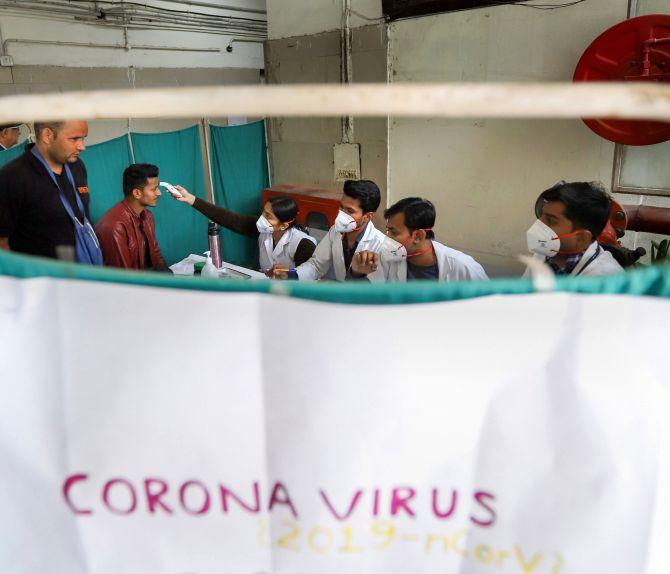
[160, 181, 183, 198]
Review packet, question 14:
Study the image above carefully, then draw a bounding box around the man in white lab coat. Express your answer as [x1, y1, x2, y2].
[358, 197, 488, 282]
[274, 179, 390, 281]
[524, 181, 623, 277]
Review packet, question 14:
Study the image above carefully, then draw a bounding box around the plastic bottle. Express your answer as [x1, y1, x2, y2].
[208, 221, 222, 269]
[201, 251, 219, 279]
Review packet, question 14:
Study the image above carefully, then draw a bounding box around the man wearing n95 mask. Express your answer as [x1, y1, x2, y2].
[356, 197, 488, 282]
[524, 181, 623, 277]
[276, 179, 389, 281]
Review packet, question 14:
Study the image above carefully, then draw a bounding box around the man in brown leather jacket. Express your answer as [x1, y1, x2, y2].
[95, 163, 168, 271]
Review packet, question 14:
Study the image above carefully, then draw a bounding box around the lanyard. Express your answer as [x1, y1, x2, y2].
[31, 146, 90, 231]
[31, 145, 102, 265]
[574, 245, 601, 276]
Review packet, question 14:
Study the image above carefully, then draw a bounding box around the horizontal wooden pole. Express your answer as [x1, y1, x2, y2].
[1, 82, 670, 122]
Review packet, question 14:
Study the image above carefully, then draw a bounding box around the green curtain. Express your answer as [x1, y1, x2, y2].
[0, 141, 28, 169]
[79, 135, 133, 224]
[209, 121, 269, 268]
[4, 246, 670, 306]
[131, 126, 209, 266]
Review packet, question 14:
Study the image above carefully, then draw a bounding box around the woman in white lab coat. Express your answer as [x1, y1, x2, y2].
[171, 187, 316, 272]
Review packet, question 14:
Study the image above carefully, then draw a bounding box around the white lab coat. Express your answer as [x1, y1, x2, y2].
[295, 221, 390, 282]
[523, 241, 624, 277]
[383, 240, 489, 282]
[258, 227, 316, 271]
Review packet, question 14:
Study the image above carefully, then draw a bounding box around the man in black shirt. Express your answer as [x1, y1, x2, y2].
[0, 120, 92, 259]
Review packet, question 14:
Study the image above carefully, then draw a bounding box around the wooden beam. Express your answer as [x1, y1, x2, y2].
[1, 82, 670, 122]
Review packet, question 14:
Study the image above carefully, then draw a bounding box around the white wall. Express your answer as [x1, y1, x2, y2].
[263, 0, 670, 275]
[636, 0, 670, 12]
[0, 0, 265, 69]
[267, 0, 382, 40]
[265, 26, 388, 225]
[388, 0, 629, 276]
[0, 1, 265, 146]
[0, 66, 261, 147]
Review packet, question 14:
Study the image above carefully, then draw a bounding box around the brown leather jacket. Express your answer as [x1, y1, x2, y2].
[95, 199, 167, 270]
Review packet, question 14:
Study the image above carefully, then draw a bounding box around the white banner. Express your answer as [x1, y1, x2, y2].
[1, 275, 670, 574]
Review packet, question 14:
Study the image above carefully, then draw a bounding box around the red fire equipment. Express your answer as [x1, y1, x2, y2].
[574, 15, 670, 146]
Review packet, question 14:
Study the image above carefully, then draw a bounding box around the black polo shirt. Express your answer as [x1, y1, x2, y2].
[0, 143, 90, 259]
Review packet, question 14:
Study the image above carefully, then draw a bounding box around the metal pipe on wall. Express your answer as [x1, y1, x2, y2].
[200, 118, 216, 204]
[624, 205, 670, 236]
[0, 19, 5, 57]
[340, 0, 354, 144]
[227, 38, 265, 49]
[2, 0, 266, 18]
[0, 0, 267, 38]
[95, 24, 265, 39]
[88, 0, 267, 16]
[3, 38, 222, 53]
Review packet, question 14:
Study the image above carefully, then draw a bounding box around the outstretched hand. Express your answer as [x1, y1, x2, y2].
[173, 185, 196, 206]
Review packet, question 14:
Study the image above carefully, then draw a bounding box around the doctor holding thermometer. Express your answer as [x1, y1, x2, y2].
[167, 185, 316, 274]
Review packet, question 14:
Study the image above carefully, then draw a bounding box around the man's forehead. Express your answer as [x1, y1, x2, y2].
[59, 121, 89, 136]
[340, 195, 360, 209]
[386, 212, 406, 228]
[541, 200, 566, 217]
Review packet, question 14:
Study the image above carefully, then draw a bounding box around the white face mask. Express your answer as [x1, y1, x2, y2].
[256, 215, 275, 234]
[526, 219, 559, 257]
[334, 210, 362, 233]
[381, 236, 407, 261]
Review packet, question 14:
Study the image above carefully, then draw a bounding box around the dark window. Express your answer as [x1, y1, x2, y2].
[382, 0, 520, 20]
[306, 211, 330, 231]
